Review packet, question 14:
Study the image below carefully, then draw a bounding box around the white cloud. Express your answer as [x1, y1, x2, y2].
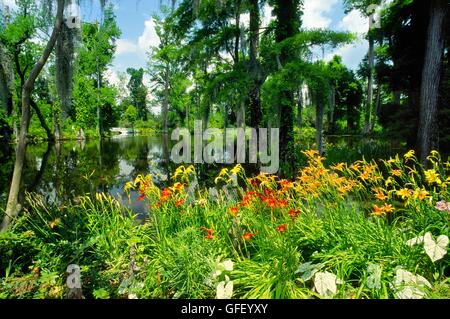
[116, 39, 139, 55]
[104, 68, 123, 87]
[325, 39, 368, 70]
[116, 18, 160, 58]
[138, 19, 160, 54]
[327, 8, 369, 70]
[338, 9, 368, 34]
[302, 0, 339, 29]
[261, 4, 274, 28]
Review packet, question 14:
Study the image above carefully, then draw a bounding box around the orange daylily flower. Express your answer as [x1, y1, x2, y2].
[243, 232, 255, 241]
[391, 169, 402, 177]
[175, 199, 184, 207]
[229, 206, 239, 216]
[382, 204, 394, 213]
[277, 224, 287, 234]
[372, 204, 384, 216]
[201, 227, 215, 240]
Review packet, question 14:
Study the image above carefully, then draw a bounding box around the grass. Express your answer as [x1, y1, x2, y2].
[0, 150, 449, 299]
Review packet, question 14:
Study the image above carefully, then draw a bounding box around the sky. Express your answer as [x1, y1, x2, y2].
[1, 0, 370, 85]
[102, 0, 369, 86]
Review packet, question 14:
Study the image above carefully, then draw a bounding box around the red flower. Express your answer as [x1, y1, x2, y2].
[162, 188, 171, 196]
[160, 188, 172, 202]
[248, 178, 259, 187]
[243, 232, 255, 241]
[278, 199, 288, 208]
[175, 199, 184, 207]
[137, 193, 145, 201]
[201, 227, 215, 240]
[229, 206, 239, 216]
[267, 199, 277, 209]
[241, 192, 255, 207]
[277, 224, 287, 233]
[289, 209, 300, 221]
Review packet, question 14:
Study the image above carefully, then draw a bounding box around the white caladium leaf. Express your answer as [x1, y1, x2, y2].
[216, 279, 233, 299]
[423, 232, 449, 263]
[406, 235, 425, 247]
[392, 268, 431, 299]
[366, 263, 382, 289]
[221, 260, 234, 272]
[314, 271, 337, 298]
[295, 262, 324, 281]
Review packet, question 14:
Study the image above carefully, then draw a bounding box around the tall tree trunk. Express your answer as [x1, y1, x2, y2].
[417, 0, 448, 164]
[1, 0, 65, 232]
[234, 0, 241, 65]
[236, 101, 245, 129]
[249, 0, 262, 129]
[162, 65, 169, 134]
[371, 85, 381, 132]
[30, 99, 54, 141]
[316, 91, 324, 155]
[328, 85, 336, 134]
[393, 90, 401, 105]
[203, 102, 211, 130]
[14, 44, 55, 142]
[297, 87, 303, 129]
[97, 62, 104, 138]
[274, 0, 298, 173]
[364, 17, 375, 135]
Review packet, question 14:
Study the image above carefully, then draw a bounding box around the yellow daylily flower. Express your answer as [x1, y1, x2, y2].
[413, 188, 429, 201]
[396, 188, 412, 199]
[404, 150, 415, 160]
[424, 169, 441, 185]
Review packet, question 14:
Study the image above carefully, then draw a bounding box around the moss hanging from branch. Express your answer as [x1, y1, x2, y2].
[55, 19, 77, 120]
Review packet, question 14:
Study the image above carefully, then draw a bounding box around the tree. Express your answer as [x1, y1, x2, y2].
[73, 5, 121, 134]
[1, 0, 65, 232]
[343, 0, 382, 135]
[417, 0, 448, 164]
[270, 0, 301, 170]
[124, 105, 138, 127]
[1, 0, 112, 232]
[127, 67, 148, 122]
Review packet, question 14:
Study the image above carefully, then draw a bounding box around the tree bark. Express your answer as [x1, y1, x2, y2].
[417, 0, 447, 165]
[236, 101, 245, 129]
[274, 0, 298, 172]
[249, 0, 262, 129]
[1, 0, 65, 232]
[371, 85, 381, 132]
[14, 42, 55, 142]
[328, 85, 336, 134]
[364, 16, 375, 135]
[297, 87, 303, 129]
[162, 65, 169, 134]
[316, 91, 324, 155]
[30, 99, 54, 141]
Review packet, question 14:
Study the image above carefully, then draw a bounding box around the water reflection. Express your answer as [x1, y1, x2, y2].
[0, 136, 172, 215]
[0, 134, 405, 215]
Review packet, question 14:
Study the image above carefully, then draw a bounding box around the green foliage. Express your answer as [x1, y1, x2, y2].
[127, 68, 148, 121]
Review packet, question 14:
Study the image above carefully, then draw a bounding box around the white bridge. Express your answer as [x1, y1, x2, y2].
[110, 127, 135, 135]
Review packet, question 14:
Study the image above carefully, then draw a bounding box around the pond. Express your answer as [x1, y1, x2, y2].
[0, 134, 404, 215]
[0, 135, 174, 215]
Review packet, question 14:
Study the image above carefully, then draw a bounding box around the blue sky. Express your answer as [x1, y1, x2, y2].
[1, 0, 370, 84]
[79, 0, 369, 85]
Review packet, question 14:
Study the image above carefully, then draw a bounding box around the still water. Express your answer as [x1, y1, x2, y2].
[0, 135, 176, 214]
[0, 134, 404, 214]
